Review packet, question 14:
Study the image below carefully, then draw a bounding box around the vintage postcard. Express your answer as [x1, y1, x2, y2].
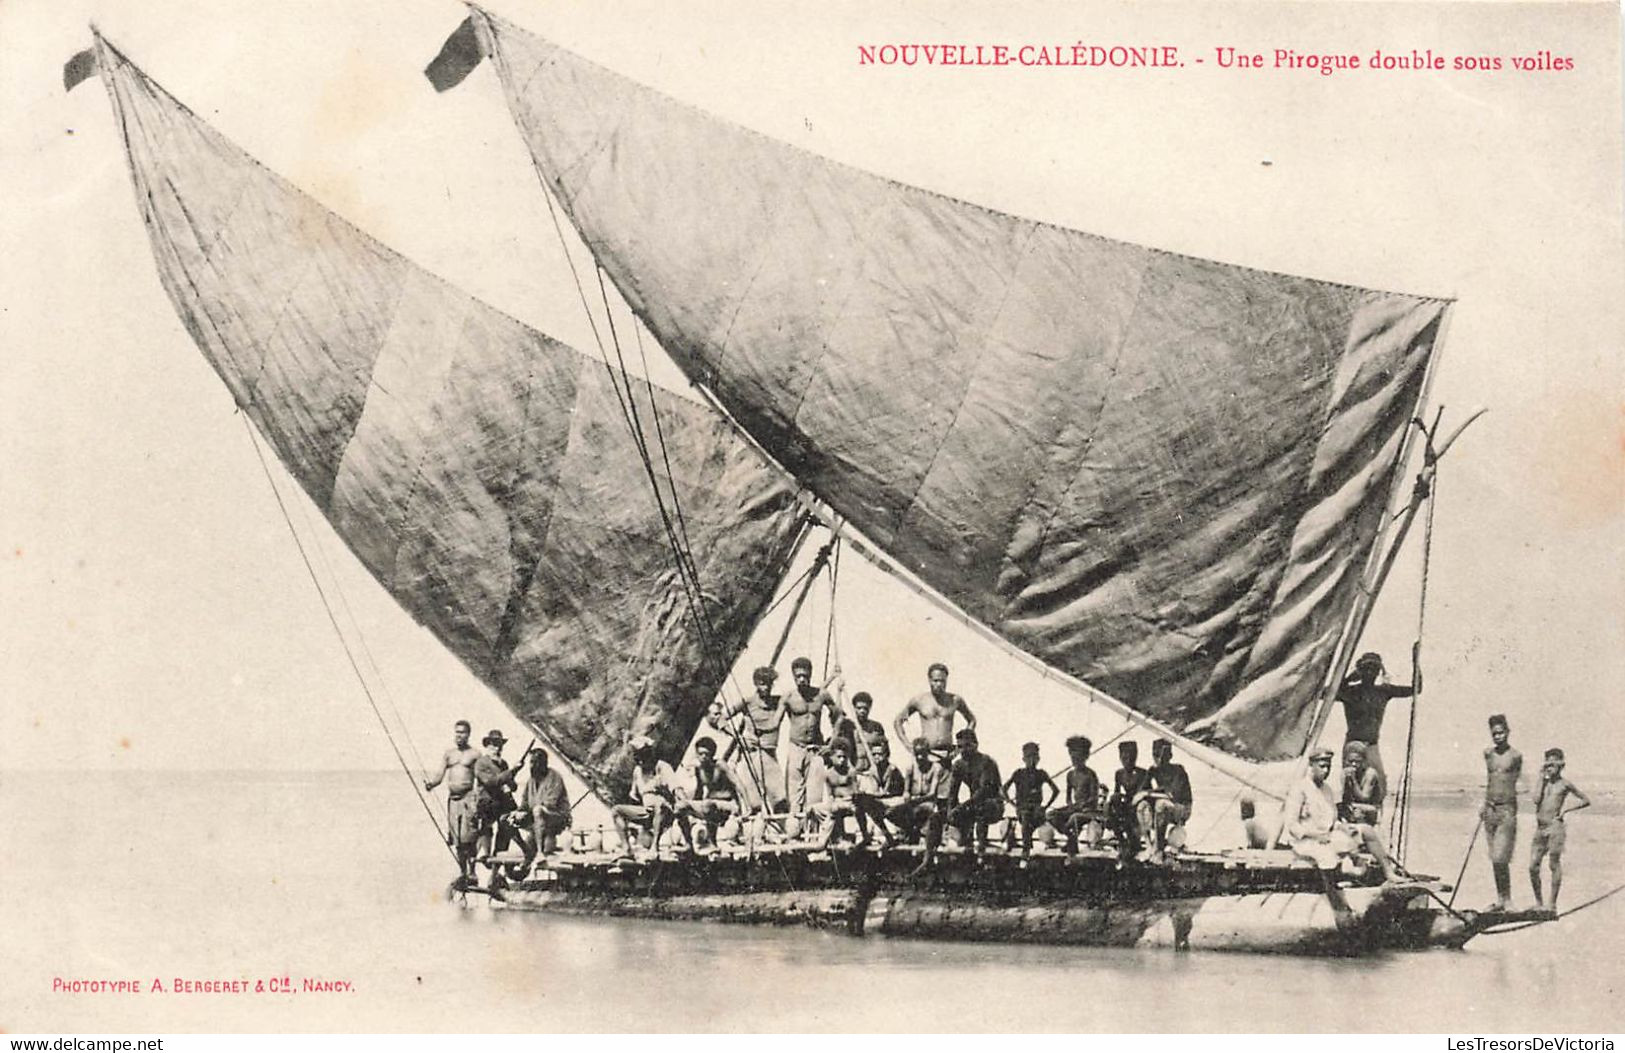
[2, 0, 1621, 1035]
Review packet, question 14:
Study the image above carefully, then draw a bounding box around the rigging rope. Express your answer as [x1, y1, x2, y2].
[282, 437, 429, 778]
[1391, 474, 1437, 861]
[1195, 782, 1249, 850]
[528, 158, 786, 809]
[239, 417, 455, 862]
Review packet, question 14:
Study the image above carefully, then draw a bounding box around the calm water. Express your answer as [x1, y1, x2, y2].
[2, 771, 1621, 1032]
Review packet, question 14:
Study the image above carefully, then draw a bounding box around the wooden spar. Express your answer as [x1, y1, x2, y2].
[767, 538, 835, 667]
[1299, 403, 1487, 757]
[646, 375, 1291, 798]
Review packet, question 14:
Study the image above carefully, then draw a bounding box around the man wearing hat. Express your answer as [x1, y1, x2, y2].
[722, 667, 789, 813]
[424, 719, 482, 885]
[472, 729, 523, 870]
[1281, 746, 1399, 882]
[1335, 651, 1419, 786]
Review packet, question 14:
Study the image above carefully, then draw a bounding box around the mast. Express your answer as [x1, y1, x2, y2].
[451, 7, 1454, 769]
[79, 34, 810, 800]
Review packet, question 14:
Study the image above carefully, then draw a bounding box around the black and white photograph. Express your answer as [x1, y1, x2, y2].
[2, 0, 1621, 1036]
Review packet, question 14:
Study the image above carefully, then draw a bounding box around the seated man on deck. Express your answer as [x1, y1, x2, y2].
[895, 737, 951, 867]
[1107, 740, 1152, 862]
[1047, 735, 1102, 855]
[1141, 739, 1193, 863]
[673, 736, 740, 851]
[1282, 747, 1399, 882]
[812, 739, 862, 849]
[853, 736, 905, 848]
[944, 728, 1003, 859]
[1003, 742, 1059, 858]
[511, 746, 572, 866]
[612, 735, 678, 857]
[1339, 741, 1384, 824]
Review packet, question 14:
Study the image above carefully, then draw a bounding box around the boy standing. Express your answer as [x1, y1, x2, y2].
[1530, 748, 1590, 913]
[1003, 742, 1059, 857]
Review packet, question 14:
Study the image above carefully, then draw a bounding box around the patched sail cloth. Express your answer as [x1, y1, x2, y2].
[93, 38, 807, 795]
[473, 10, 1450, 762]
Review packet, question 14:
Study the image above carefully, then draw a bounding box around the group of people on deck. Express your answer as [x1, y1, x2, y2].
[422, 650, 1591, 910]
[1250, 651, 1592, 911]
[422, 721, 573, 888]
[605, 660, 1198, 871]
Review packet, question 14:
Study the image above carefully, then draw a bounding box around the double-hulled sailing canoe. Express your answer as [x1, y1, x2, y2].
[70, 16, 1499, 954]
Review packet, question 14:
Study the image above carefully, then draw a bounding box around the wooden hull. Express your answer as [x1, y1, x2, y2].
[485, 846, 1465, 955]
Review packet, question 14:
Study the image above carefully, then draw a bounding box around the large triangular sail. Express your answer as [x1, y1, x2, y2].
[86, 36, 809, 796]
[462, 8, 1449, 763]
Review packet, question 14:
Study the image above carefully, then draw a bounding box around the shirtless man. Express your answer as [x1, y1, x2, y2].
[724, 667, 789, 814]
[1108, 740, 1152, 861]
[1482, 714, 1524, 912]
[424, 720, 482, 885]
[853, 737, 905, 848]
[1530, 748, 1590, 913]
[838, 691, 889, 772]
[944, 729, 1003, 858]
[1142, 739, 1193, 863]
[893, 662, 977, 756]
[673, 736, 740, 851]
[1003, 742, 1059, 857]
[1340, 741, 1383, 824]
[896, 738, 951, 869]
[612, 735, 678, 857]
[1048, 735, 1103, 855]
[812, 739, 860, 849]
[785, 656, 840, 813]
[1336, 651, 1418, 785]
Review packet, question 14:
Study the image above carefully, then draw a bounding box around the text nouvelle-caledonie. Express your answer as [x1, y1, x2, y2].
[856, 43, 1575, 75]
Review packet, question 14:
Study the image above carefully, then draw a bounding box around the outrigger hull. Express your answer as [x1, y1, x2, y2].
[485, 846, 1469, 956]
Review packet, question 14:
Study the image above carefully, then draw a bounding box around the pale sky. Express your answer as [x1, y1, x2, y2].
[2, 0, 1620, 796]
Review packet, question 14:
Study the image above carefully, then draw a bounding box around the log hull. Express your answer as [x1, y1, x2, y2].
[485, 848, 1463, 955]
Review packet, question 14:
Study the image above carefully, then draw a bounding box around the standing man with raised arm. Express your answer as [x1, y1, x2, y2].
[1482, 714, 1523, 912]
[785, 656, 840, 814]
[725, 667, 789, 814]
[893, 662, 977, 757]
[1530, 747, 1589, 913]
[1336, 651, 1419, 787]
